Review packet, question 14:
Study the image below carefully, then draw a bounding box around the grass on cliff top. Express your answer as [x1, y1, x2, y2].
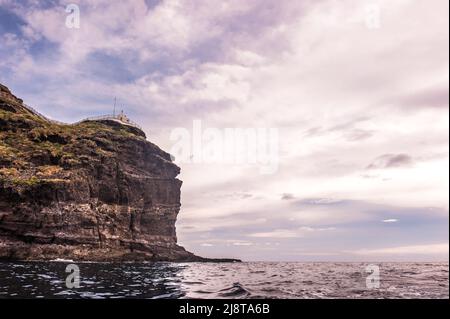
[1, 94, 149, 190]
[1, 106, 145, 187]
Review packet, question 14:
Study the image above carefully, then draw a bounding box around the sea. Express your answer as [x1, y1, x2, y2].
[0, 261, 448, 299]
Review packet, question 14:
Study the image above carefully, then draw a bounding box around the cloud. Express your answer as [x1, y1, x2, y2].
[232, 242, 253, 246]
[382, 219, 399, 223]
[281, 193, 295, 200]
[366, 154, 414, 170]
[248, 230, 299, 238]
[391, 86, 449, 110]
[351, 243, 449, 256]
[0, 0, 448, 261]
[248, 226, 336, 238]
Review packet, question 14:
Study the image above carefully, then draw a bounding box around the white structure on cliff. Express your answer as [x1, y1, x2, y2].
[18, 99, 142, 131]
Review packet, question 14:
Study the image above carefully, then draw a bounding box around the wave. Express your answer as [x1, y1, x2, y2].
[218, 282, 250, 298]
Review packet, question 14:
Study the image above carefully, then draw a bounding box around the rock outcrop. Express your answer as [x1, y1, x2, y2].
[0, 83, 234, 262]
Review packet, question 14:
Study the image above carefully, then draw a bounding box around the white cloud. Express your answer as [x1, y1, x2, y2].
[382, 219, 399, 223]
[1, 0, 448, 261]
[232, 242, 253, 246]
[351, 243, 449, 256]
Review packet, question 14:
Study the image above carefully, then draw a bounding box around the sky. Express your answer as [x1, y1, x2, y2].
[0, 0, 448, 261]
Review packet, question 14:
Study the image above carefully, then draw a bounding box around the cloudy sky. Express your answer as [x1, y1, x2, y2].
[0, 0, 448, 261]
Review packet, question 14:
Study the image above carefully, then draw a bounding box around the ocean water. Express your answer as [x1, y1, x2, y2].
[0, 261, 448, 299]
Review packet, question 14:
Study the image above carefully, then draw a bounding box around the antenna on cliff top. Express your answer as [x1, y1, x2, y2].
[113, 97, 116, 117]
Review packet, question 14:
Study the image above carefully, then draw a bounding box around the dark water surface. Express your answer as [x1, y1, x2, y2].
[0, 261, 448, 299]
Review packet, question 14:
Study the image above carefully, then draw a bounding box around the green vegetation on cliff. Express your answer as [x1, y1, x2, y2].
[0, 97, 147, 188]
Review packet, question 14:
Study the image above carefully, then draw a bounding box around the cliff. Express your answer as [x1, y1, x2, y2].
[0, 84, 230, 262]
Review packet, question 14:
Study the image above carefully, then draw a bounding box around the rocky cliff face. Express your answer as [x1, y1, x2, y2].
[0, 83, 212, 262]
